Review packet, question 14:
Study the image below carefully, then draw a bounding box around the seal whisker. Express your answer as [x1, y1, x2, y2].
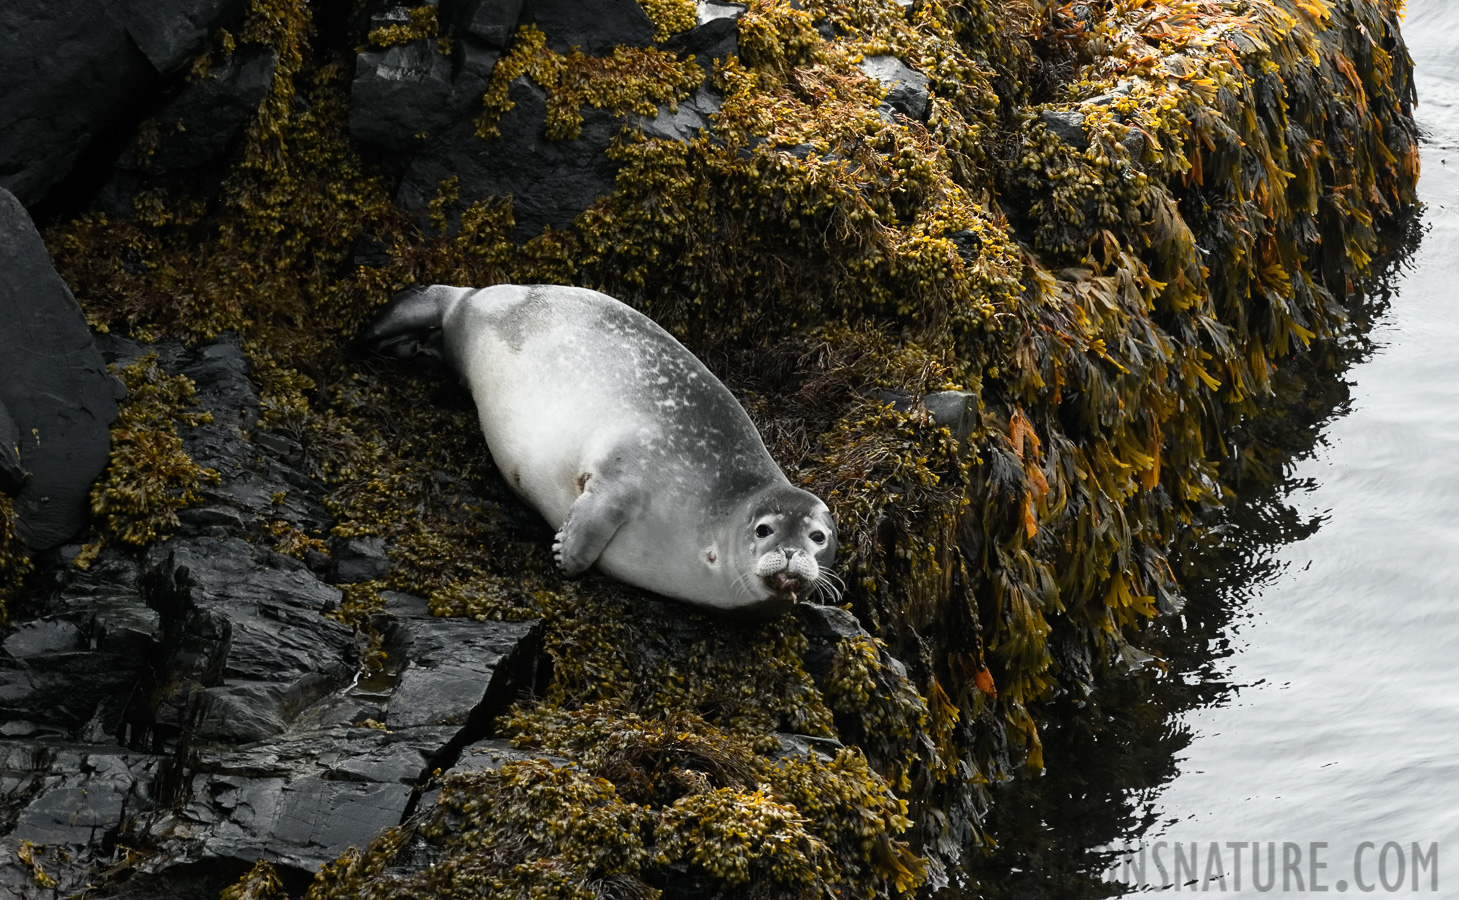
[729, 569, 757, 605]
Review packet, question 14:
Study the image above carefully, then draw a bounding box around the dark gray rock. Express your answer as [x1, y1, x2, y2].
[449, 737, 568, 773]
[165, 724, 458, 871]
[2, 620, 84, 658]
[794, 603, 864, 684]
[133, 332, 336, 541]
[696, 1, 747, 25]
[179, 335, 260, 440]
[1086, 81, 1134, 107]
[522, 0, 655, 54]
[253, 430, 304, 463]
[142, 536, 360, 743]
[412, 737, 569, 815]
[775, 732, 843, 761]
[0, 401, 24, 496]
[0, 0, 250, 206]
[1040, 108, 1089, 149]
[664, 13, 739, 78]
[636, 87, 722, 143]
[1120, 129, 1146, 162]
[794, 603, 912, 689]
[923, 390, 978, 443]
[0, 188, 120, 550]
[121, 45, 279, 174]
[398, 75, 623, 238]
[330, 535, 390, 583]
[122, 0, 249, 76]
[0, 743, 164, 900]
[442, 0, 525, 48]
[0, 545, 155, 742]
[0, 3, 155, 206]
[858, 55, 930, 121]
[946, 228, 980, 262]
[177, 504, 252, 531]
[351, 39, 467, 152]
[0, 650, 141, 736]
[0, 330, 549, 894]
[386, 616, 541, 728]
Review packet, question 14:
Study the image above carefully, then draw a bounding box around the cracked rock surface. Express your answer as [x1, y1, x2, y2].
[0, 338, 543, 899]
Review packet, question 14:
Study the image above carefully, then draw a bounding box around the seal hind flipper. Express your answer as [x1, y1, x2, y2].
[355, 285, 470, 365]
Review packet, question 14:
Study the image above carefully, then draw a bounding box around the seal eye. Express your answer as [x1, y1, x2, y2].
[755, 524, 774, 538]
[810, 530, 826, 544]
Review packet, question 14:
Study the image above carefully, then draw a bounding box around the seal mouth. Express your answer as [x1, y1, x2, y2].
[766, 572, 807, 600]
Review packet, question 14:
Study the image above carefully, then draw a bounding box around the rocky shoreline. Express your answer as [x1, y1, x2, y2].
[0, 0, 1419, 897]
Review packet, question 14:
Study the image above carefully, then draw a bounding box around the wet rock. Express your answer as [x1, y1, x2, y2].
[923, 390, 978, 443]
[522, 0, 655, 54]
[636, 87, 722, 143]
[330, 535, 390, 583]
[0, 3, 155, 206]
[351, 39, 482, 153]
[0, 188, 121, 549]
[0, 328, 547, 894]
[0, 401, 24, 496]
[1040, 108, 1089, 149]
[121, 45, 279, 175]
[177, 504, 252, 532]
[0, 743, 164, 899]
[442, 0, 525, 48]
[858, 55, 931, 121]
[794, 603, 864, 683]
[665, 12, 740, 78]
[794, 603, 912, 690]
[449, 737, 569, 774]
[696, 1, 747, 26]
[178, 335, 260, 448]
[253, 430, 304, 464]
[776, 732, 844, 761]
[411, 737, 570, 816]
[166, 724, 457, 871]
[122, 0, 250, 76]
[1086, 81, 1134, 107]
[2, 620, 84, 658]
[385, 616, 542, 729]
[141, 537, 360, 744]
[0, 0, 251, 206]
[1, 548, 155, 744]
[398, 75, 623, 238]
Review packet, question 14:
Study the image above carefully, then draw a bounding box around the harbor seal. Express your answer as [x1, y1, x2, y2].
[360, 283, 838, 617]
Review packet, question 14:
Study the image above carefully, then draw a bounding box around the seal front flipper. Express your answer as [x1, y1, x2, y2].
[552, 476, 639, 576]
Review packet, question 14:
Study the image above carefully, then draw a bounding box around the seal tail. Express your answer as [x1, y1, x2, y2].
[354, 284, 468, 367]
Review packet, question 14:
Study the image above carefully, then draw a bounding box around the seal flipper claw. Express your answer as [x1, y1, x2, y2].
[553, 486, 633, 576]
